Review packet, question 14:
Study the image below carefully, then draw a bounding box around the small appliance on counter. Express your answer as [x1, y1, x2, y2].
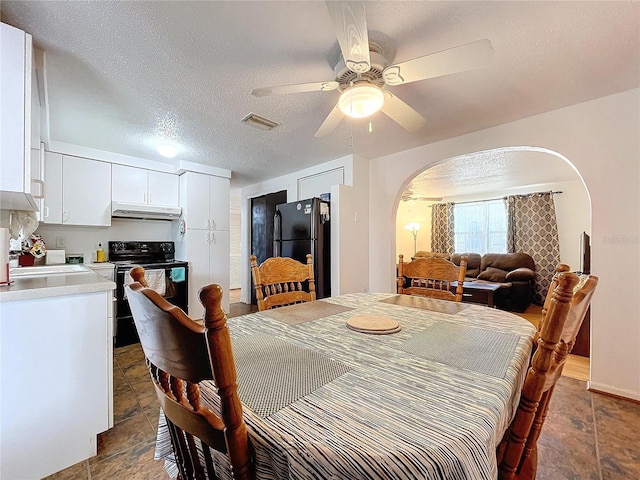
[45, 250, 66, 265]
[65, 254, 84, 264]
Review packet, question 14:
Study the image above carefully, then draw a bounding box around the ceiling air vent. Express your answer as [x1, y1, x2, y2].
[241, 113, 280, 131]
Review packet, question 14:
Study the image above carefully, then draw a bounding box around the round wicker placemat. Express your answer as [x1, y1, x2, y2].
[346, 314, 401, 335]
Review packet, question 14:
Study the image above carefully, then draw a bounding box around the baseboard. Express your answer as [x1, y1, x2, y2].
[587, 381, 640, 403]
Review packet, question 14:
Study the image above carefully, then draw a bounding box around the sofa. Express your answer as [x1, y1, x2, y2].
[413, 251, 536, 312]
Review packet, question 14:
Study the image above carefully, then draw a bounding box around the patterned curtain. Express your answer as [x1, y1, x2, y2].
[430, 203, 455, 254]
[506, 192, 561, 305]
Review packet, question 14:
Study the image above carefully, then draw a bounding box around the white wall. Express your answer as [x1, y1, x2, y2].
[369, 88, 640, 401]
[331, 154, 370, 295]
[10, 217, 174, 262]
[229, 189, 241, 289]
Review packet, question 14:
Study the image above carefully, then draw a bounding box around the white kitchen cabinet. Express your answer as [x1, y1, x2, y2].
[1, 290, 111, 479]
[0, 22, 37, 210]
[182, 172, 230, 231]
[41, 151, 63, 223]
[178, 228, 230, 318]
[112, 164, 179, 207]
[30, 145, 45, 219]
[176, 171, 231, 316]
[41, 153, 111, 226]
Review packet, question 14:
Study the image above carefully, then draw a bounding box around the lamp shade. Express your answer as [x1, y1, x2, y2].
[404, 222, 420, 233]
[338, 84, 385, 119]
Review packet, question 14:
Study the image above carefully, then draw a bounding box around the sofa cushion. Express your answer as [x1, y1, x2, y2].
[481, 252, 535, 272]
[451, 253, 482, 278]
[413, 251, 451, 261]
[505, 267, 536, 281]
[478, 267, 508, 283]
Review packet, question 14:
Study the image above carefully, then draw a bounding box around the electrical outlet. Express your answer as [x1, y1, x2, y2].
[55, 236, 66, 248]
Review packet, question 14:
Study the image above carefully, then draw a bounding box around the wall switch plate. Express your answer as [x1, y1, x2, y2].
[55, 236, 66, 248]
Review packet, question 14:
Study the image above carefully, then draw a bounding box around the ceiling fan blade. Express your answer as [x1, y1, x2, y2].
[383, 39, 493, 86]
[380, 93, 426, 132]
[326, 1, 371, 74]
[252, 81, 339, 97]
[315, 103, 344, 138]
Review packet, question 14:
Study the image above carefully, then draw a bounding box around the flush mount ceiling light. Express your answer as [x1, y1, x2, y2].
[338, 83, 385, 119]
[156, 144, 177, 158]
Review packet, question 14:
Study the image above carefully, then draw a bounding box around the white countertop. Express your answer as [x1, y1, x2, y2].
[0, 266, 115, 302]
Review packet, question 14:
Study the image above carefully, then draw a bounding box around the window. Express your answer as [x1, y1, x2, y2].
[454, 200, 507, 254]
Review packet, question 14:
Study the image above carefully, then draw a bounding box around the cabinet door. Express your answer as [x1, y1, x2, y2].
[184, 172, 210, 230]
[30, 147, 43, 220]
[148, 171, 179, 207]
[208, 229, 230, 312]
[182, 228, 210, 320]
[0, 24, 30, 194]
[208, 175, 230, 231]
[63, 156, 111, 226]
[111, 164, 146, 204]
[42, 152, 63, 224]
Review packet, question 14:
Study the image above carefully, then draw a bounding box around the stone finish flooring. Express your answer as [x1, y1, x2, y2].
[44, 303, 639, 480]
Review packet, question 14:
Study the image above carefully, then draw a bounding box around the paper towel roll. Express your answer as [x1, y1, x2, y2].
[0, 228, 9, 284]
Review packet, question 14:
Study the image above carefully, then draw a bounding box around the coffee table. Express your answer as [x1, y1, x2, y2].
[451, 281, 504, 308]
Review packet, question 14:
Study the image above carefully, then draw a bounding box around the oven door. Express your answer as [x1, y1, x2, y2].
[115, 264, 189, 347]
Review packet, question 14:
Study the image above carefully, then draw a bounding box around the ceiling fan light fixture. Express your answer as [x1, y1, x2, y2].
[338, 84, 384, 119]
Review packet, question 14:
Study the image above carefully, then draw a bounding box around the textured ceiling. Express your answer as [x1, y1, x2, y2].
[405, 149, 580, 200]
[2, 1, 639, 191]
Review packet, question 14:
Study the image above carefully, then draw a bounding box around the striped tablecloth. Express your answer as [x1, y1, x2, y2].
[155, 293, 536, 480]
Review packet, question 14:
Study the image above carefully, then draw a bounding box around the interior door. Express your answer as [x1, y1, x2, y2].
[250, 190, 287, 304]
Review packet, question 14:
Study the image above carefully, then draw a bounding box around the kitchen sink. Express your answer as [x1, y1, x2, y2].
[9, 264, 91, 277]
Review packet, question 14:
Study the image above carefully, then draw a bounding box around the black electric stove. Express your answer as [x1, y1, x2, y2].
[109, 241, 189, 347]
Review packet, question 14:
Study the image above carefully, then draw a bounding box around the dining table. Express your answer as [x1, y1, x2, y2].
[155, 293, 536, 480]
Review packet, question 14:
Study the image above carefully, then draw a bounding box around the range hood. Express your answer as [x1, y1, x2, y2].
[111, 201, 181, 220]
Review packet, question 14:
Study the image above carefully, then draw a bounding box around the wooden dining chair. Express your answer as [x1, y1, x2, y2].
[250, 254, 316, 311]
[397, 254, 468, 302]
[497, 265, 598, 480]
[125, 266, 253, 480]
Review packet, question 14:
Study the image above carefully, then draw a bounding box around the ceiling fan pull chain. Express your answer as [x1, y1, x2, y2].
[349, 116, 354, 147]
[369, 117, 373, 133]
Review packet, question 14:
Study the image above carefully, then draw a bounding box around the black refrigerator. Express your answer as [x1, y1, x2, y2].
[274, 197, 331, 299]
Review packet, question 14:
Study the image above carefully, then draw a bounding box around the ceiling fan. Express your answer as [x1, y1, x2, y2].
[251, 1, 493, 138]
[401, 188, 442, 203]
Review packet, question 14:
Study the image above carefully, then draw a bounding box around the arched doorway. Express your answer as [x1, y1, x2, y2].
[394, 147, 590, 269]
[393, 146, 592, 370]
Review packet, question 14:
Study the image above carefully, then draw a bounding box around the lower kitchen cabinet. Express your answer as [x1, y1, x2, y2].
[176, 228, 230, 318]
[0, 290, 112, 479]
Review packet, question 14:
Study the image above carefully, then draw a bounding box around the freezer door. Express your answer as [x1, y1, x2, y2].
[275, 199, 316, 241]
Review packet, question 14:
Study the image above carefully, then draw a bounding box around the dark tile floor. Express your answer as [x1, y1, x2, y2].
[44, 302, 639, 480]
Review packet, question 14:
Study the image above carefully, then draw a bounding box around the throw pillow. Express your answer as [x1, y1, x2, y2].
[478, 267, 508, 283]
[505, 267, 536, 281]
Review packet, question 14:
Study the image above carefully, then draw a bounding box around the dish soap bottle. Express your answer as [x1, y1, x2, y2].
[96, 243, 105, 263]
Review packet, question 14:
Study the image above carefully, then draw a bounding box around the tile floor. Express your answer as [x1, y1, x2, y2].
[44, 301, 639, 480]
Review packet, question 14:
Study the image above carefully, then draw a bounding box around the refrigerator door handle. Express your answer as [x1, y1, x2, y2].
[273, 210, 282, 256]
[310, 198, 317, 242]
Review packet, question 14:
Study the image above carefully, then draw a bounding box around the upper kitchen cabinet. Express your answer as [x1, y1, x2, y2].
[112, 165, 179, 207]
[180, 172, 230, 231]
[0, 23, 38, 211]
[42, 153, 111, 226]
